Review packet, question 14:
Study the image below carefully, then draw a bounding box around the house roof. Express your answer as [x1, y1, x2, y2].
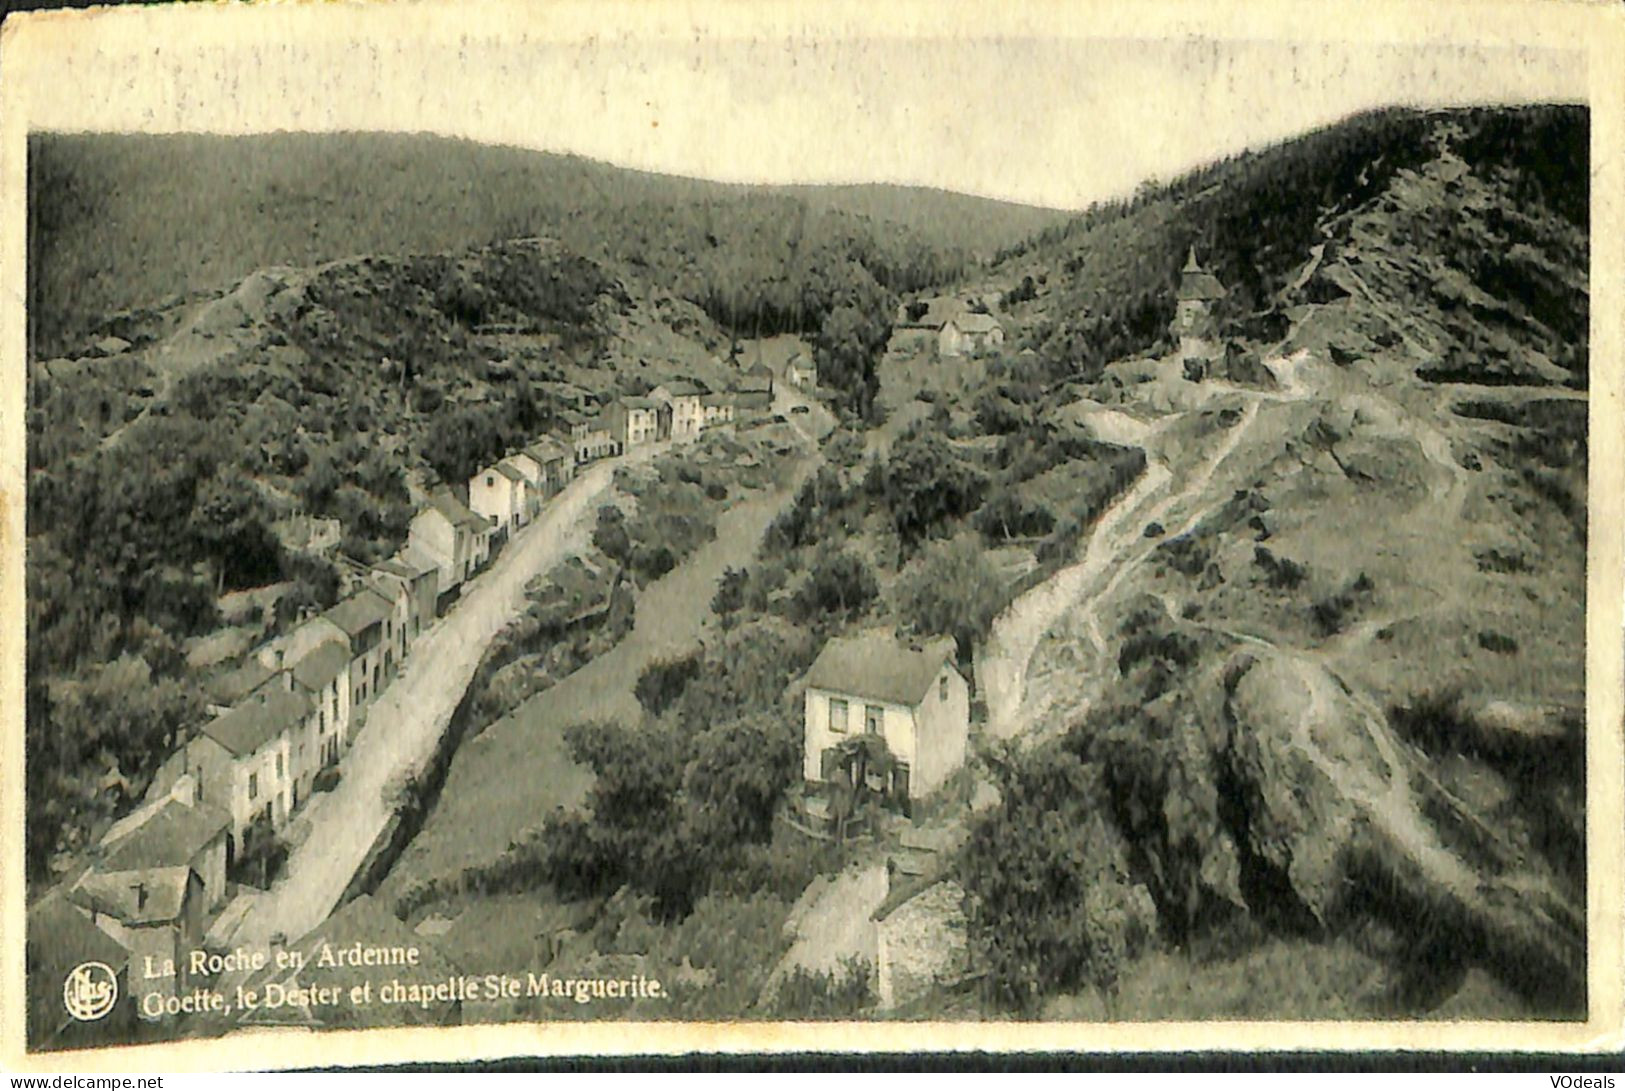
[746, 362, 774, 379]
[206, 657, 280, 706]
[392, 546, 441, 578]
[492, 461, 526, 484]
[198, 688, 311, 757]
[28, 890, 129, 984]
[525, 437, 568, 463]
[618, 395, 663, 411]
[425, 488, 489, 532]
[805, 632, 959, 708]
[734, 378, 773, 394]
[700, 392, 735, 407]
[322, 587, 394, 637]
[554, 408, 589, 426]
[947, 312, 1003, 334]
[655, 380, 706, 398]
[70, 865, 195, 926]
[290, 639, 351, 692]
[102, 799, 230, 873]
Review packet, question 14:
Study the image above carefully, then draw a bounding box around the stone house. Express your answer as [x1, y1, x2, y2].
[187, 688, 313, 853]
[605, 396, 666, 449]
[515, 436, 573, 498]
[410, 488, 492, 600]
[938, 312, 1005, 357]
[802, 633, 969, 804]
[700, 391, 736, 428]
[374, 548, 440, 642]
[96, 796, 232, 914]
[322, 586, 396, 711]
[288, 638, 353, 778]
[68, 866, 207, 1017]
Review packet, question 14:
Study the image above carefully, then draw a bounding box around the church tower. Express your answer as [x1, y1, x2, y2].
[1173, 247, 1226, 374]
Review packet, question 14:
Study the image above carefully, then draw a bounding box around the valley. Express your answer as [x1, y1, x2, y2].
[23, 103, 1588, 1040]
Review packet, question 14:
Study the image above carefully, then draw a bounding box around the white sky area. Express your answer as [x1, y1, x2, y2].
[15, 5, 1591, 210]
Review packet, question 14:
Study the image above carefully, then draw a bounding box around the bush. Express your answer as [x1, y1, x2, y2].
[636, 652, 703, 717]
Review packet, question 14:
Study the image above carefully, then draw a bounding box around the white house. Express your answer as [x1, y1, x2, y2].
[786, 355, 818, 390]
[938, 313, 1005, 358]
[649, 381, 706, 440]
[469, 461, 527, 535]
[802, 633, 969, 803]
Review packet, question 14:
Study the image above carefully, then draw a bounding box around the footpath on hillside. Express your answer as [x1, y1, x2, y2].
[219, 443, 666, 949]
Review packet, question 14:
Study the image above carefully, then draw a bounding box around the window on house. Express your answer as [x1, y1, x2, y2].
[865, 705, 883, 734]
[828, 698, 847, 734]
[486, 475, 495, 487]
[249, 772, 258, 800]
[276, 753, 283, 778]
[940, 675, 949, 702]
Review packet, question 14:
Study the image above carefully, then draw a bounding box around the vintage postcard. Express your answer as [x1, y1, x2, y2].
[2, 0, 1622, 1071]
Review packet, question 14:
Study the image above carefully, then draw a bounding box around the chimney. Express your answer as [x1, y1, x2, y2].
[274, 648, 284, 669]
[134, 882, 148, 912]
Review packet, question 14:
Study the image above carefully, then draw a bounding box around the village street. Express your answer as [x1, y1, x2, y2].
[376, 386, 834, 897]
[219, 441, 668, 949]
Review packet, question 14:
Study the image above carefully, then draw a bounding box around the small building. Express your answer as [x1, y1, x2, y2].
[27, 890, 134, 1048]
[604, 395, 666, 449]
[515, 436, 573, 498]
[745, 361, 775, 395]
[469, 460, 527, 537]
[802, 633, 969, 804]
[323, 586, 396, 711]
[69, 865, 207, 1014]
[649, 380, 706, 440]
[409, 488, 492, 600]
[732, 378, 773, 414]
[97, 796, 232, 913]
[551, 407, 590, 449]
[582, 415, 618, 460]
[700, 391, 736, 428]
[938, 312, 1005, 358]
[786, 354, 818, 390]
[1173, 247, 1226, 371]
[374, 548, 440, 642]
[871, 872, 969, 1010]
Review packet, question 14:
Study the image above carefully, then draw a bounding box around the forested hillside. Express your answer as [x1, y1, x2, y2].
[27, 131, 1066, 359]
[993, 105, 1587, 381]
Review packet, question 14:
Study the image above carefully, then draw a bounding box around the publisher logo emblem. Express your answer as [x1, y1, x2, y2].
[64, 961, 117, 1021]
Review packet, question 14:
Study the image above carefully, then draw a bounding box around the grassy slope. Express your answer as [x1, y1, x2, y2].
[28, 131, 1069, 355]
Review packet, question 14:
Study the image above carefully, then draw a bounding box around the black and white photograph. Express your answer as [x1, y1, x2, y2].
[3, 0, 1619, 1068]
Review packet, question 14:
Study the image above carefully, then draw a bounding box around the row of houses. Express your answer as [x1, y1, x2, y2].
[29, 433, 588, 1036]
[27, 367, 782, 1043]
